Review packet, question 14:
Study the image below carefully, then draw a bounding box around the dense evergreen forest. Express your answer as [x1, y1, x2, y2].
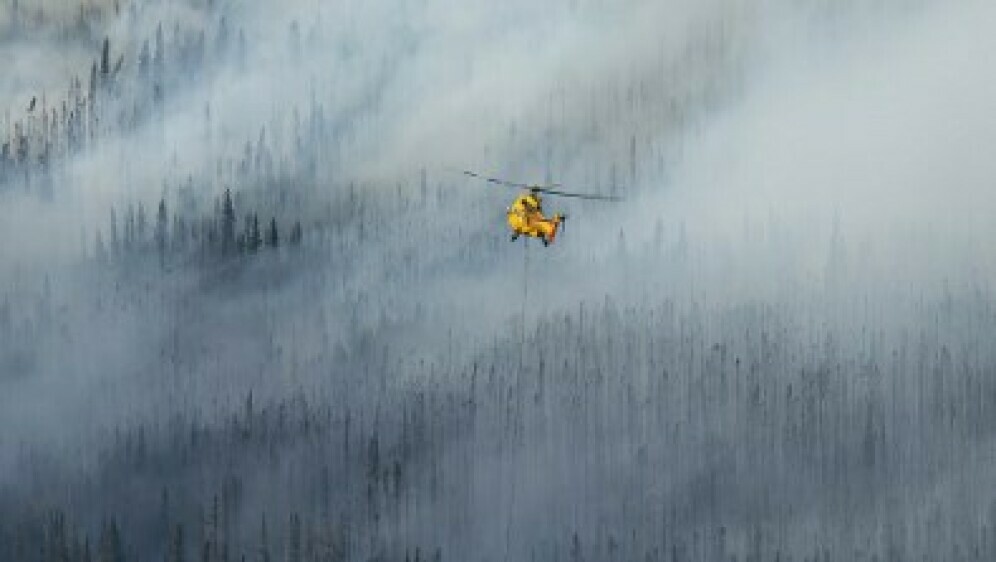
[3, 1, 996, 561]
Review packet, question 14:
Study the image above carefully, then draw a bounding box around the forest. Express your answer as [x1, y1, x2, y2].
[3, 0, 996, 561]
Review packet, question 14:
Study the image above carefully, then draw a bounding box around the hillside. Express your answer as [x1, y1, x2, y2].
[3, 1, 996, 560]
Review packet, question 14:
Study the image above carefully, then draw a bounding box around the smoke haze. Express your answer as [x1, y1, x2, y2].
[2, 0, 996, 560]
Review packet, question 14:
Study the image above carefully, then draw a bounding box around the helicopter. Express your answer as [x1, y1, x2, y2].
[462, 170, 621, 246]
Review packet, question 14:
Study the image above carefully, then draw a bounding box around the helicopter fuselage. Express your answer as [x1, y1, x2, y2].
[506, 192, 564, 246]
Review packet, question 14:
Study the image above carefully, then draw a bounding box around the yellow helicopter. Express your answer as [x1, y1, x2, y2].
[463, 170, 621, 246]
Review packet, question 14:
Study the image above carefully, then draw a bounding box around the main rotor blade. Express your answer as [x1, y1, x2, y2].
[461, 169, 621, 201]
[531, 186, 623, 202]
[462, 170, 560, 190]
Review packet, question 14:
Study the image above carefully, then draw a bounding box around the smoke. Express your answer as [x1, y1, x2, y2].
[600, 0, 996, 302]
[2, 0, 996, 559]
[0, 0, 979, 474]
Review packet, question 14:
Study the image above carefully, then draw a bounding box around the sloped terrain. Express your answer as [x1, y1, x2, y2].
[3, 1, 996, 560]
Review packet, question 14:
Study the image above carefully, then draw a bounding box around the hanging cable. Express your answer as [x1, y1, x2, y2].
[519, 237, 529, 372]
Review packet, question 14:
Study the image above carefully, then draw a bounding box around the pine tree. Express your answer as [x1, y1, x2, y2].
[108, 207, 119, 257]
[89, 62, 98, 106]
[173, 215, 186, 253]
[48, 511, 70, 562]
[249, 213, 261, 253]
[238, 29, 247, 71]
[242, 213, 252, 254]
[97, 519, 124, 562]
[289, 221, 302, 246]
[156, 198, 168, 266]
[169, 525, 185, 562]
[154, 23, 165, 103]
[257, 515, 270, 562]
[95, 229, 108, 264]
[101, 37, 110, 77]
[221, 189, 235, 255]
[125, 204, 136, 252]
[138, 40, 150, 81]
[286, 514, 301, 562]
[288, 21, 300, 61]
[216, 17, 229, 56]
[137, 202, 147, 246]
[154, 23, 165, 73]
[266, 218, 278, 248]
[209, 494, 220, 561]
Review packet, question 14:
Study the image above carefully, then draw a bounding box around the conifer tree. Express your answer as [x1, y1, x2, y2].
[154, 23, 165, 73]
[95, 229, 108, 264]
[257, 515, 270, 562]
[249, 213, 261, 253]
[266, 217, 278, 248]
[173, 215, 186, 253]
[238, 29, 247, 71]
[83, 537, 92, 562]
[138, 40, 150, 81]
[125, 204, 136, 252]
[89, 62, 98, 106]
[216, 17, 229, 56]
[137, 202, 147, 245]
[242, 213, 252, 252]
[169, 525, 185, 562]
[286, 514, 301, 562]
[156, 198, 168, 265]
[289, 221, 302, 246]
[109, 207, 119, 256]
[101, 37, 110, 77]
[221, 189, 235, 255]
[97, 519, 124, 562]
